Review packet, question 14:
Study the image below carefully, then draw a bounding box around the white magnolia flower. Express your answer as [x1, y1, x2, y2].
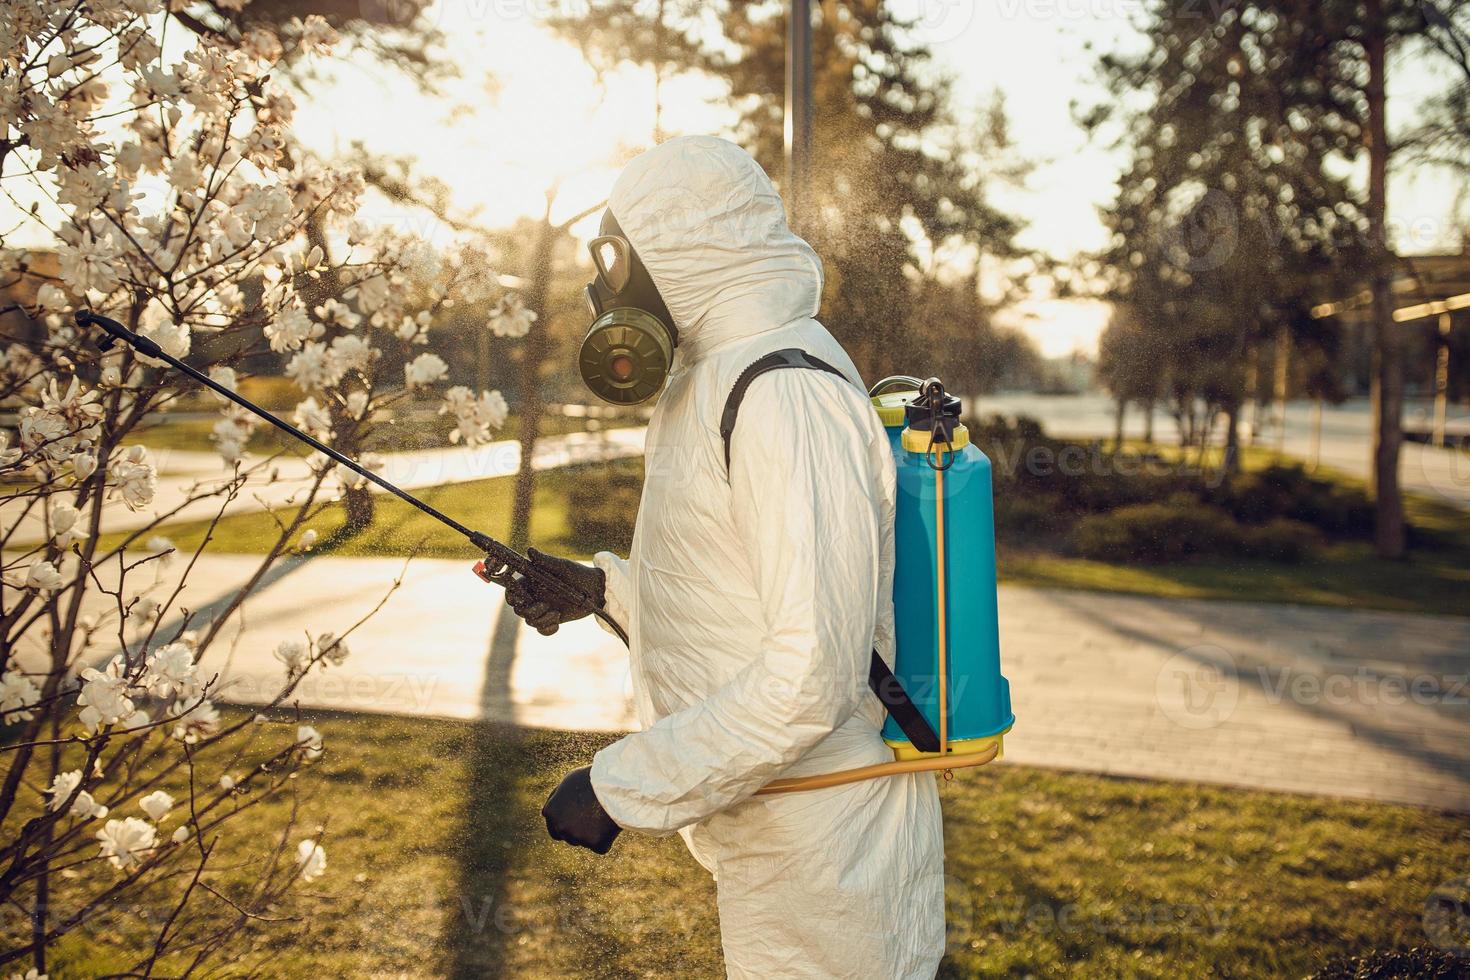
[96, 817, 158, 870]
[144, 642, 198, 699]
[404, 352, 448, 390]
[169, 696, 220, 742]
[292, 397, 332, 438]
[299, 529, 319, 551]
[265, 304, 322, 353]
[344, 390, 370, 419]
[57, 232, 120, 295]
[171, 824, 191, 844]
[0, 432, 21, 469]
[168, 153, 203, 193]
[441, 386, 509, 448]
[146, 536, 175, 564]
[20, 380, 101, 461]
[207, 366, 238, 401]
[396, 311, 429, 344]
[286, 341, 342, 390]
[36, 282, 69, 312]
[0, 671, 41, 721]
[45, 770, 107, 819]
[57, 162, 110, 211]
[489, 293, 537, 338]
[139, 790, 173, 822]
[7, 964, 47, 979]
[49, 500, 86, 548]
[315, 631, 348, 666]
[76, 658, 136, 732]
[219, 774, 236, 791]
[45, 771, 81, 812]
[130, 596, 160, 623]
[212, 408, 256, 465]
[296, 724, 323, 761]
[296, 838, 327, 882]
[328, 333, 374, 376]
[314, 297, 360, 330]
[70, 451, 97, 481]
[136, 317, 190, 366]
[273, 639, 310, 674]
[110, 445, 157, 510]
[24, 561, 64, 593]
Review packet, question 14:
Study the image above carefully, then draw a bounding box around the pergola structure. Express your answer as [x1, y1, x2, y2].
[1311, 252, 1470, 447]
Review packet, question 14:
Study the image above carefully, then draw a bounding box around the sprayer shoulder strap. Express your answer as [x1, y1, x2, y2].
[719, 348, 848, 472]
[720, 348, 942, 756]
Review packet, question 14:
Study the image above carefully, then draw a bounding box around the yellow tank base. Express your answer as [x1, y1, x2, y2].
[885, 730, 1008, 763]
[754, 727, 1011, 797]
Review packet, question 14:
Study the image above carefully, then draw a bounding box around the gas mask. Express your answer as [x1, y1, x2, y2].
[578, 209, 678, 404]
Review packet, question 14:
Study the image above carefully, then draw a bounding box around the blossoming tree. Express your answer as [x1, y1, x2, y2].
[0, 2, 514, 972]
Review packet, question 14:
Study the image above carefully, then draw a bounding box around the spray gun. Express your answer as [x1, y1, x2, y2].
[76, 310, 629, 645]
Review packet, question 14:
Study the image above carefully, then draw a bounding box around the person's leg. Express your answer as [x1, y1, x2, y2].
[706, 773, 945, 979]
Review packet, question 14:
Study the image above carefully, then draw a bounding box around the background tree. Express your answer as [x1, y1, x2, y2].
[549, 0, 1039, 385]
[1096, 308, 1164, 447]
[1089, 0, 1470, 544]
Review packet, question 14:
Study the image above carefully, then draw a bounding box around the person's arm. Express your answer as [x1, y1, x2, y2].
[592, 551, 634, 637]
[589, 371, 881, 834]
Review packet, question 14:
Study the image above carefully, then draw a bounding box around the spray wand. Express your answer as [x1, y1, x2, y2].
[75, 310, 629, 645]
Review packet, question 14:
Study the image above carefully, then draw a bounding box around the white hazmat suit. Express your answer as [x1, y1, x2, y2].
[588, 135, 946, 979]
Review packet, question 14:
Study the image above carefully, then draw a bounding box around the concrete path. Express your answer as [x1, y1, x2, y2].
[93, 554, 1470, 812]
[6, 427, 646, 546]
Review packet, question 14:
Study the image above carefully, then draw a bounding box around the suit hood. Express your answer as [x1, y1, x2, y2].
[607, 135, 823, 363]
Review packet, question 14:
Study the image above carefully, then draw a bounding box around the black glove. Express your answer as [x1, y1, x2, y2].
[503, 548, 605, 636]
[542, 766, 621, 855]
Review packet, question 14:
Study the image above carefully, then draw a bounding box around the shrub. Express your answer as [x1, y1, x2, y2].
[1072, 501, 1246, 563]
[1240, 518, 1320, 564]
[1309, 947, 1469, 979]
[1211, 464, 1374, 537]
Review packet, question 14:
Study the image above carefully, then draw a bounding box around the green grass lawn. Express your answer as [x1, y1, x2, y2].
[94, 466, 595, 561]
[37, 713, 1470, 978]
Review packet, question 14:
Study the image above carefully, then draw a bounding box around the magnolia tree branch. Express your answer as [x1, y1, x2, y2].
[0, 2, 526, 972]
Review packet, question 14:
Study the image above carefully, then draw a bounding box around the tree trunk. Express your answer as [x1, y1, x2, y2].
[1366, 0, 1405, 558]
[344, 482, 374, 534]
[1142, 398, 1155, 444]
[1223, 400, 1242, 473]
[1113, 396, 1126, 450]
[507, 207, 560, 554]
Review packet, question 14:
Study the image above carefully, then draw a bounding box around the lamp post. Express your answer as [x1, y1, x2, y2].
[785, 0, 812, 233]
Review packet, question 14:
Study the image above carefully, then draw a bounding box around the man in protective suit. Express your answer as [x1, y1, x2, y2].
[503, 135, 946, 979]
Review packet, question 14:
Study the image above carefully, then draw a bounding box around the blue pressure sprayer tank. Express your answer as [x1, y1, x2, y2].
[871, 377, 1014, 763]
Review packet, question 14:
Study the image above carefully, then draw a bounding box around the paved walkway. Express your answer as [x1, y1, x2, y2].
[81, 554, 1470, 812]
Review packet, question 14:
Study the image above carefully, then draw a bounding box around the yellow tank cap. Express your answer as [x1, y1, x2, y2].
[871, 391, 916, 427]
[885, 730, 1006, 763]
[901, 422, 970, 453]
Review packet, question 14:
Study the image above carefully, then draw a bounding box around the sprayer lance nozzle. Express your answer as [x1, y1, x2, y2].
[74, 310, 164, 360]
